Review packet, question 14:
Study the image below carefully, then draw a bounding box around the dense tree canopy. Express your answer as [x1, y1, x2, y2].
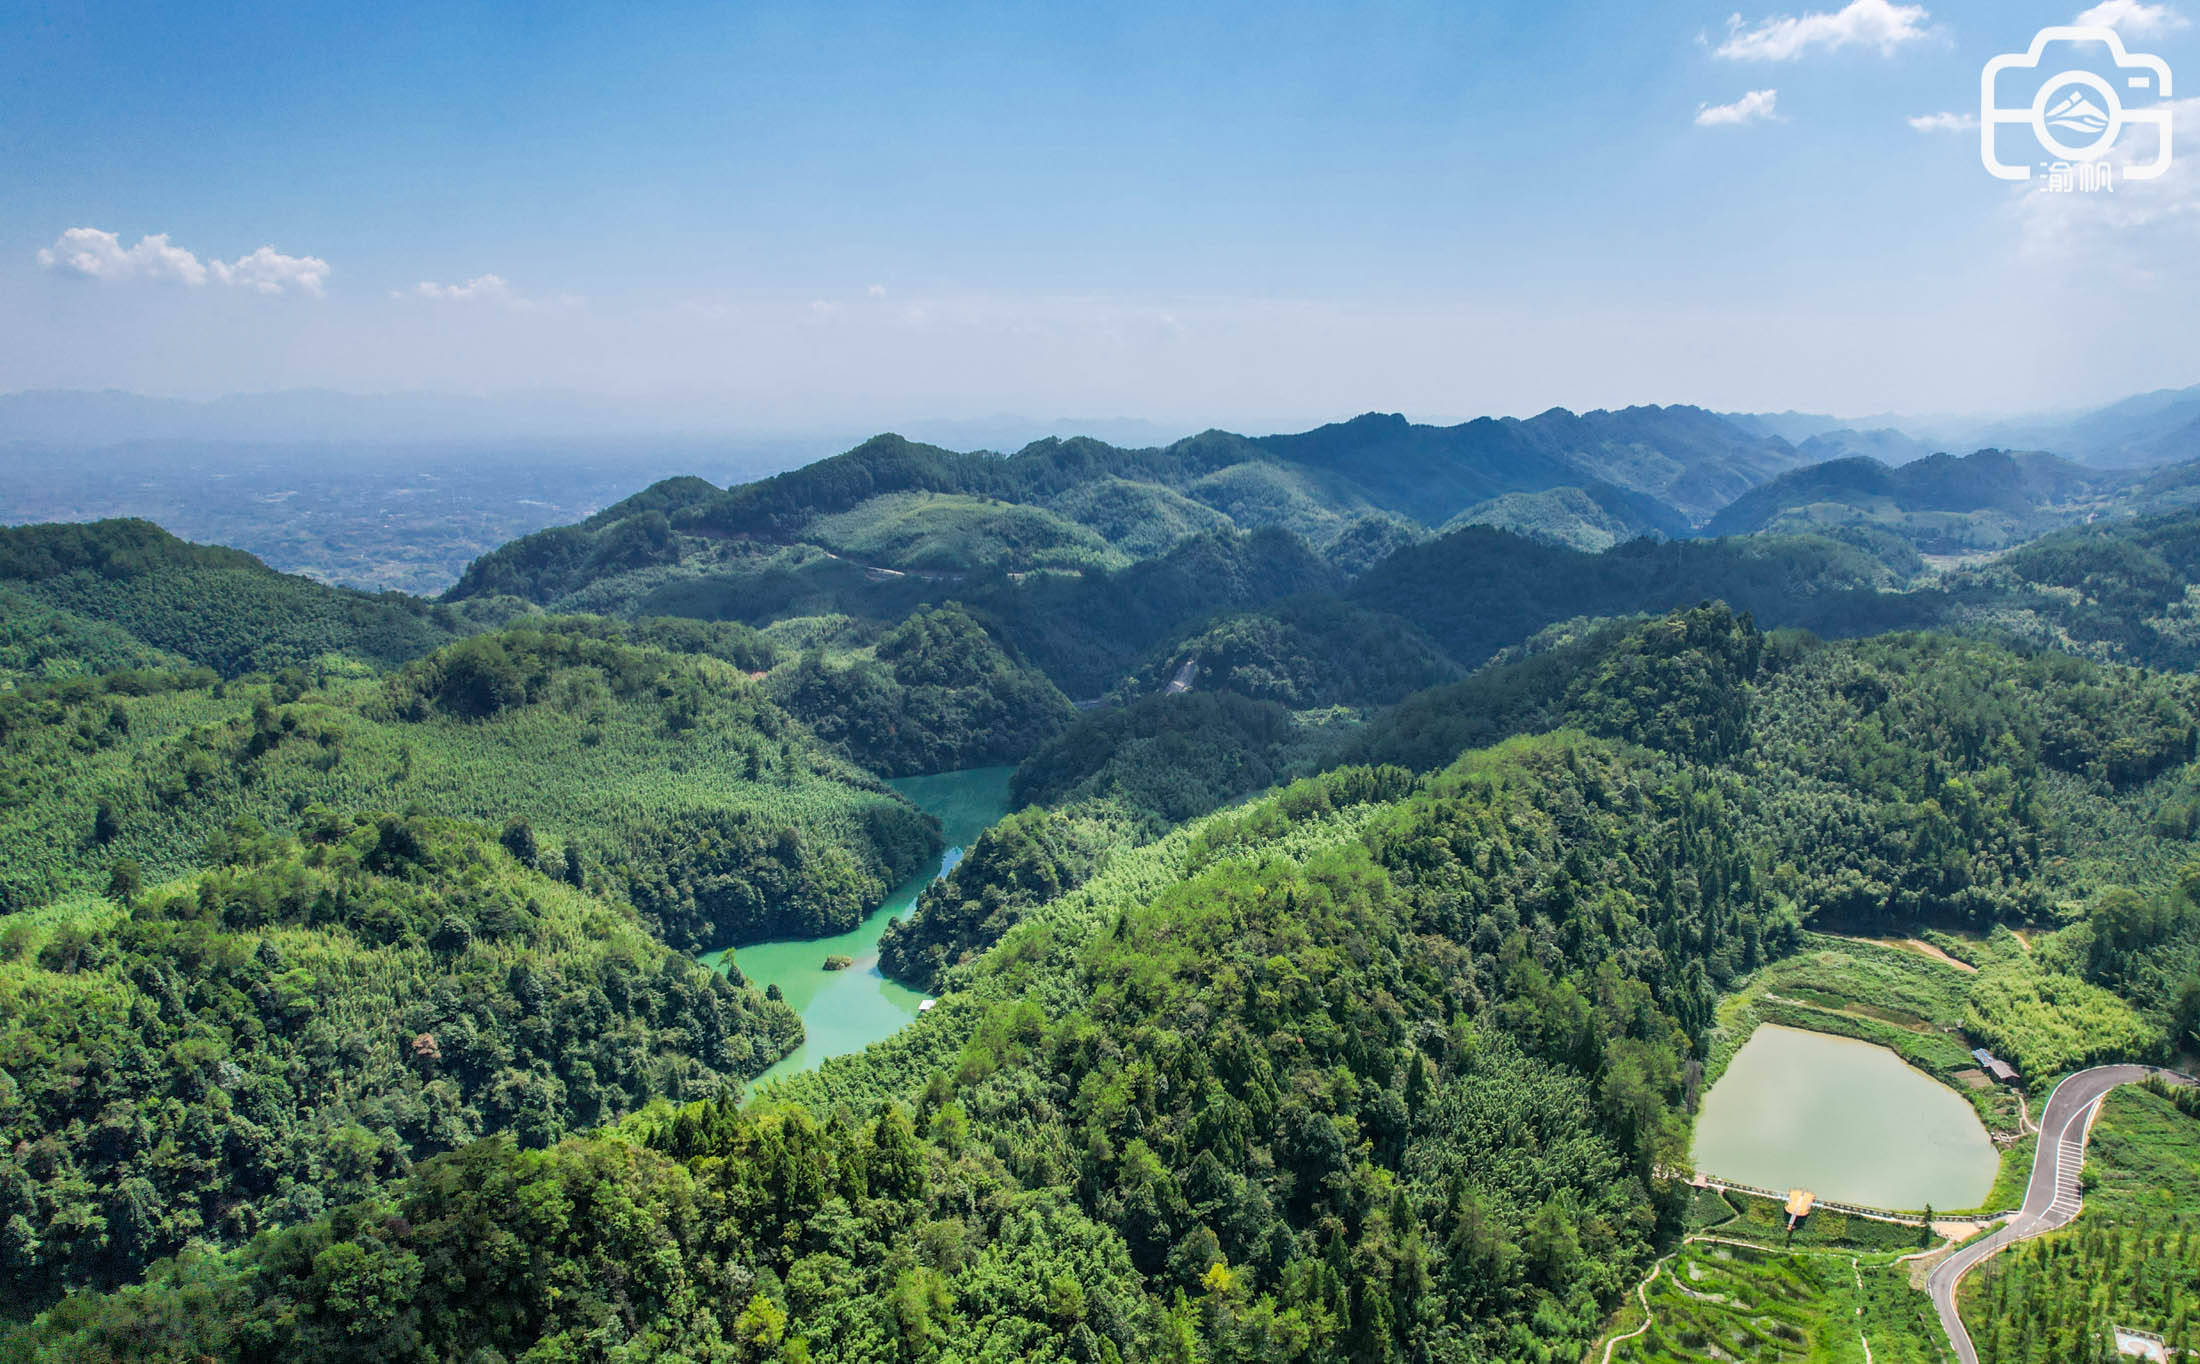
[13, 436, 2200, 1364]
[768, 605, 1075, 776]
[0, 812, 800, 1305]
[0, 519, 462, 677]
[878, 805, 1119, 991]
[10, 735, 1794, 1362]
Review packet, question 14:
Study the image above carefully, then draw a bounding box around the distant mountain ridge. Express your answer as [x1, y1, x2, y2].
[1441, 482, 1692, 552]
[1969, 383, 2200, 467]
[1250, 403, 1810, 524]
[2, 390, 1815, 534]
[1724, 383, 2200, 471]
[1709, 448, 2090, 524]
[601, 402, 1810, 554]
[1700, 447, 2166, 555]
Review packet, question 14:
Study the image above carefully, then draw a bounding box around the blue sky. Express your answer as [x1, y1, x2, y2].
[3, 0, 2196, 429]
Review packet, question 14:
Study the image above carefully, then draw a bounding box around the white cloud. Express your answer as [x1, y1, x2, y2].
[408, 274, 517, 303]
[1715, 0, 1931, 60]
[402, 274, 577, 310]
[2011, 96, 2200, 276]
[1908, 110, 1979, 131]
[1697, 89, 1782, 125]
[37, 227, 328, 295]
[867, 283, 887, 297]
[210, 245, 330, 296]
[2072, 0, 2189, 36]
[37, 228, 209, 286]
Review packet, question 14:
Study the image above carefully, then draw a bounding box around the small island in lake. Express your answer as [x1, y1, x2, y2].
[822, 954, 854, 971]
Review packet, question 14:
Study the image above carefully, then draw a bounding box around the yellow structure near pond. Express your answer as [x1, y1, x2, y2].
[1786, 1189, 1815, 1228]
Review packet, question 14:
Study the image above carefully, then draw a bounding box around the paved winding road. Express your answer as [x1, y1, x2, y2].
[1925, 1065, 2171, 1363]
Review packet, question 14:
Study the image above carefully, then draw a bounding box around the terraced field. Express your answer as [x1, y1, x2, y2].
[1605, 1236, 1946, 1363]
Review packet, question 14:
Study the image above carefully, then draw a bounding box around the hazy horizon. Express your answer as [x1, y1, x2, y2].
[0, 377, 2188, 452]
[8, 1, 2198, 429]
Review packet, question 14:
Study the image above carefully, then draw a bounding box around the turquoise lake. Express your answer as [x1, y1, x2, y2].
[701, 766, 1013, 1090]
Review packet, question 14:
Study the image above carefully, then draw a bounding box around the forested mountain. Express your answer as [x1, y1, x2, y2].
[9, 399, 2200, 1363]
[875, 803, 1121, 991]
[1116, 595, 1459, 711]
[0, 813, 803, 1303]
[897, 604, 2200, 978]
[1794, 426, 1937, 466]
[0, 582, 188, 686]
[10, 736, 1779, 1363]
[32, 639, 2200, 1360]
[0, 615, 957, 1305]
[1250, 404, 1810, 523]
[1357, 505, 2200, 675]
[1358, 611, 2200, 929]
[766, 604, 1076, 776]
[413, 417, 2200, 716]
[1967, 382, 2200, 468]
[1937, 507, 2200, 671]
[1347, 526, 1917, 668]
[439, 406, 1819, 627]
[1702, 448, 2114, 551]
[0, 520, 470, 676]
[0, 620, 940, 939]
[1725, 383, 2200, 471]
[1440, 482, 1689, 553]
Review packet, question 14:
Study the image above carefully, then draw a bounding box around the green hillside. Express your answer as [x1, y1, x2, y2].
[1041, 475, 1234, 556]
[806, 492, 1132, 575]
[766, 603, 1076, 775]
[12, 419, 2200, 1362]
[0, 811, 804, 1303]
[0, 583, 190, 685]
[434, 408, 1825, 633]
[1348, 525, 1912, 667]
[0, 622, 940, 942]
[1122, 595, 1459, 710]
[10, 734, 1780, 1363]
[0, 520, 464, 676]
[13, 585, 2200, 1358]
[1351, 606, 2200, 929]
[1703, 448, 2119, 552]
[1249, 404, 1809, 523]
[1442, 482, 1687, 552]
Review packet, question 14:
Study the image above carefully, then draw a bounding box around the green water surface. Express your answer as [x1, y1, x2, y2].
[1690, 1022, 1999, 1210]
[702, 766, 1013, 1089]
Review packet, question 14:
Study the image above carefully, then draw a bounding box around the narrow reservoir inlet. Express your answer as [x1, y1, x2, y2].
[703, 766, 1014, 1088]
[1691, 1023, 1999, 1210]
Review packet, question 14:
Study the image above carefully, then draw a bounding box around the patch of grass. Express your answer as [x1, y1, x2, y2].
[1981, 1132, 2038, 1214]
[1705, 935, 1989, 1107]
[2083, 1082, 2200, 1218]
[1686, 1185, 1741, 1232]
[1603, 1239, 1946, 1363]
[1696, 1189, 1931, 1253]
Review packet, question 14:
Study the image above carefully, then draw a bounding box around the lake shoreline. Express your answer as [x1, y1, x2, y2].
[1692, 1022, 2000, 1212]
[701, 766, 1014, 1090]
